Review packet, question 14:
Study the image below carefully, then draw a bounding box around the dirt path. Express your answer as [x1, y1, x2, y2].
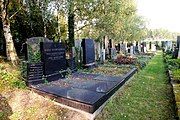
[1, 89, 88, 120]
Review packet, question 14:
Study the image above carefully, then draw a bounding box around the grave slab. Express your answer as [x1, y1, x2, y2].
[71, 72, 100, 80]
[49, 79, 118, 93]
[33, 84, 105, 105]
[94, 75, 124, 82]
[29, 68, 137, 113]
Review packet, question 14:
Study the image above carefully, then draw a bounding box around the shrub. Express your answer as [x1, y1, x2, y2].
[172, 69, 180, 82]
[167, 59, 180, 70]
[115, 55, 136, 64]
[0, 62, 26, 91]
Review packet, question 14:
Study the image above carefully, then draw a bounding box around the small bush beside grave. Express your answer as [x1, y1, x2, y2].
[164, 51, 180, 117]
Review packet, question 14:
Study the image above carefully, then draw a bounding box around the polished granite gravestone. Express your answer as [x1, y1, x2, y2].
[40, 42, 67, 79]
[71, 72, 100, 80]
[94, 75, 124, 82]
[48, 78, 118, 93]
[81, 39, 95, 67]
[27, 62, 44, 85]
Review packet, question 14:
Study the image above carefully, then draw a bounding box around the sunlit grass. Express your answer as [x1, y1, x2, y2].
[96, 52, 177, 120]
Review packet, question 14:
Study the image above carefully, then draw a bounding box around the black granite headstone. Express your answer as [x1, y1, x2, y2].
[118, 43, 120, 52]
[177, 36, 180, 58]
[40, 42, 67, 75]
[81, 39, 95, 67]
[173, 36, 180, 58]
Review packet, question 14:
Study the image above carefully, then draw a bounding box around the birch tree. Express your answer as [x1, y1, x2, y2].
[0, 0, 19, 65]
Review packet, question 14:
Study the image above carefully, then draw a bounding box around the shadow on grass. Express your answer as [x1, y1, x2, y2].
[0, 94, 12, 120]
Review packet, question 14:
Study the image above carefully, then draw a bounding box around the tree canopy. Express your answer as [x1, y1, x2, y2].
[1, 0, 180, 62]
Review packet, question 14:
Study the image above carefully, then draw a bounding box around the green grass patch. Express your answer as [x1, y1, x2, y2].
[96, 52, 177, 120]
[0, 61, 26, 92]
[172, 69, 180, 82]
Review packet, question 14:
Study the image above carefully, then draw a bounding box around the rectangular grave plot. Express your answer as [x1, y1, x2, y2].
[34, 84, 105, 105]
[31, 86, 101, 113]
[70, 80, 118, 93]
[40, 42, 67, 75]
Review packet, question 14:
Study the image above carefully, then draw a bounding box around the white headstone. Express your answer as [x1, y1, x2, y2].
[100, 49, 106, 62]
[130, 46, 134, 56]
[144, 46, 147, 53]
[151, 43, 156, 52]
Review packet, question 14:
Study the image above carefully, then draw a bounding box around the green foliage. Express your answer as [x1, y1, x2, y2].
[96, 52, 177, 120]
[147, 28, 180, 40]
[167, 59, 180, 70]
[135, 55, 152, 69]
[0, 63, 26, 91]
[172, 69, 180, 81]
[43, 76, 49, 84]
[164, 52, 180, 83]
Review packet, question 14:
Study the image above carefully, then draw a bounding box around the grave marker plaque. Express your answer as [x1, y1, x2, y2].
[27, 62, 44, 85]
[40, 42, 66, 75]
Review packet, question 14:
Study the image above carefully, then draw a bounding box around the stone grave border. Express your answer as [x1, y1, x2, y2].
[28, 68, 137, 114]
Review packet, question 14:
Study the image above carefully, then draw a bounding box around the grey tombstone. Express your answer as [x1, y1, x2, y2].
[26, 37, 52, 85]
[130, 46, 134, 56]
[138, 42, 141, 53]
[95, 42, 101, 61]
[100, 48, 105, 63]
[26, 37, 52, 63]
[120, 43, 126, 54]
[111, 48, 117, 60]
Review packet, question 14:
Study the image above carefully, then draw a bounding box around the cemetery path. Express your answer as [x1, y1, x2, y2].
[96, 52, 177, 120]
[1, 89, 88, 120]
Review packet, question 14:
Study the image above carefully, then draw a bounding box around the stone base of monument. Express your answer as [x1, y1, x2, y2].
[28, 68, 137, 114]
[66, 57, 77, 72]
[83, 62, 97, 69]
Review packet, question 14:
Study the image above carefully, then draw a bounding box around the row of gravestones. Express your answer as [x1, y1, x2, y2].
[115, 42, 148, 55]
[26, 37, 95, 85]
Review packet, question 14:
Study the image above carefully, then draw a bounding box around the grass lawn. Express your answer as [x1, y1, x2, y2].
[96, 52, 177, 120]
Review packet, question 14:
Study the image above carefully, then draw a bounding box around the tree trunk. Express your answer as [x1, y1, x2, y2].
[0, 0, 19, 65]
[68, 0, 75, 50]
